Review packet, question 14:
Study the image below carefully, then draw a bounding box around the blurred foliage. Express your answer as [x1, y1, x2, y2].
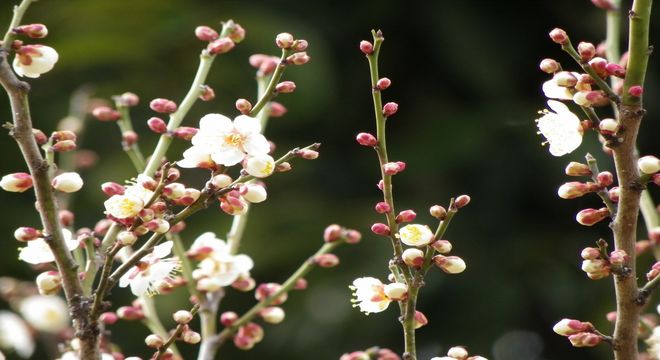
[0, 0, 659, 359]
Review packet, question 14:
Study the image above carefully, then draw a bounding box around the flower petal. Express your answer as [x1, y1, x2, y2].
[233, 115, 262, 135]
[243, 133, 270, 155]
[153, 241, 174, 258]
[211, 147, 245, 166]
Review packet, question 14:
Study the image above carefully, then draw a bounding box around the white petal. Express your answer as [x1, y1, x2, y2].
[18, 239, 55, 264]
[233, 254, 254, 273]
[191, 232, 228, 253]
[129, 276, 150, 296]
[178, 146, 213, 168]
[243, 133, 270, 155]
[0, 311, 35, 357]
[233, 115, 262, 135]
[199, 113, 233, 133]
[211, 148, 245, 166]
[542, 80, 573, 100]
[152, 241, 173, 258]
[119, 271, 132, 288]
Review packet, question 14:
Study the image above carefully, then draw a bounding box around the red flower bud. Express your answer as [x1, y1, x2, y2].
[150, 98, 178, 114]
[549, 28, 569, 44]
[147, 117, 168, 133]
[359, 40, 374, 55]
[195, 26, 219, 42]
[382, 102, 398, 117]
[356, 132, 378, 147]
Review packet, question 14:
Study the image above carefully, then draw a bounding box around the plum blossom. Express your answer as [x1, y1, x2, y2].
[103, 175, 155, 219]
[0, 311, 34, 358]
[12, 45, 59, 78]
[119, 241, 180, 296]
[398, 224, 434, 247]
[19, 295, 69, 333]
[536, 100, 583, 156]
[18, 229, 79, 265]
[189, 232, 254, 291]
[179, 114, 270, 168]
[349, 277, 391, 314]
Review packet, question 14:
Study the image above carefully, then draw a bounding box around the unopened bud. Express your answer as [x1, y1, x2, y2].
[383, 282, 408, 301]
[608, 186, 620, 202]
[371, 223, 390, 236]
[552, 318, 594, 336]
[269, 101, 287, 117]
[92, 106, 120, 122]
[100, 312, 118, 325]
[576, 207, 609, 226]
[195, 26, 219, 42]
[580, 247, 600, 260]
[299, 149, 319, 159]
[549, 28, 569, 44]
[374, 201, 392, 214]
[51, 140, 77, 152]
[235, 98, 252, 114]
[145, 334, 164, 348]
[210, 174, 233, 188]
[628, 85, 644, 97]
[15, 24, 48, 39]
[413, 310, 428, 329]
[429, 205, 447, 220]
[14, 226, 40, 241]
[431, 239, 452, 254]
[638, 155, 660, 175]
[275, 81, 296, 93]
[207, 37, 235, 55]
[539, 58, 560, 73]
[118, 231, 138, 246]
[147, 117, 168, 133]
[33, 129, 48, 145]
[588, 57, 608, 77]
[565, 162, 592, 176]
[51, 172, 83, 193]
[36, 271, 62, 295]
[359, 40, 373, 55]
[144, 219, 170, 234]
[59, 210, 74, 227]
[396, 209, 416, 223]
[402, 248, 425, 267]
[323, 224, 343, 242]
[376, 77, 391, 90]
[577, 42, 596, 61]
[345, 229, 362, 244]
[163, 183, 185, 200]
[447, 346, 468, 359]
[220, 311, 238, 326]
[182, 331, 201, 344]
[596, 171, 614, 187]
[122, 131, 138, 146]
[292, 39, 308, 52]
[173, 310, 193, 324]
[382, 102, 398, 117]
[116, 306, 144, 321]
[260, 306, 285, 324]
[117, 92, 139, 107]
[356, 132, 378, 147]
[51, 130, 77, 142]
[554, 71, 577, 87]
[609, 249, 628, 266]
[557, 181, 594, 199]
[275, 32, 294, 49]
[287, 52, 310, 65]
[228, 24, 246, 43]
[433, 255, 466, 274]
[199, 85, 215, 101]
[255, 283, 287, 305]
[605, 63, 626, 78]
[568, 332, 601, 347]
[454, 195, 471, 208]
[150, 98, 177, 114]
[314, 253, 340, 268]
[591, 0, 616, 10]
[173, 126, 198, 141]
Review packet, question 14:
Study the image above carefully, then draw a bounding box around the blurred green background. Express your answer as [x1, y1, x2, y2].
[1, 0, 659, 359]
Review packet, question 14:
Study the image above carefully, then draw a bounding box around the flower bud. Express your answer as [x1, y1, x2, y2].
[402, 248, 425, 268]
[454, 195, 471, 208]
[275, 32, 294, 49]
[183, 330, 201, 344]
[345, 229, 361, 244]
[255, 283, 287, 305]
[609, 249, 628, 266]
[147, 117, 168, 133]
[565, 162, 592, 176]
[36, 271, 62, 295]
[116, 306, 144, 321]
[553, 318, 594, 336]
[356, 132, 378, 147]
[597, 119, 619, 137]
[581, 259, 611, 279]
[554, 71, 577, 87]
[275, 81, 296, 93]
[51, 130, 77, 142]
[568, 332, 601, 347]
[577, 42, 596, 61]
[382, 102, 398, 117]
[229, 23, 246, 43]
[220, 311, 238, 326]
[291, 39, 308, 52]
[100, 312, 118, 325]
[375, 201, 392, 214]
[539, 58, 560, 73]
[588, 57, 608, 77]
[33, 129, 48, 145]
[628, 85, 643, 97]
[323, 224, 343, 242]
[122, 131, 138, 146]
[413, 310, 428, 329]
[429, 205, 447, 220]
[145, 334, 164, 348]
[235, 98, 252, 114]
[51, 172, 83, 193]
[383, 162, 402, 175]
[580, 247, 600, 260]
[647, 262, 660, 281]
[231, 276, 255, 292]
[383, 282, 408, 301]
[241, 183, 267, 203]
[13, 44, 59, 78]
[173, 126, 198, 141]
[572, 91, 591, 107]
[557, 181, 594, 199]
[59, 210, 74, 227]
[591, 0, 616, 10]
[431, 239, 452, 254]
[376, 77, 391, 90]
[549, 28, 569, 44]
[638, 155, 660, 175]
[195, 26, 218, 42]
[15, 24, 48, 39]
[371, 223, 390, 236]
[269, 101, 287, 117]
[117, 92, 139, 107]
[163, 183, 185, 200]
[396, 210, 417, 223]
[149, 98, 177, 114]
[245, 154, 275, 178]
[576, 208, 609, 226]
[92, 106, 120, 122]
[314, 253, 340, 268]
[447, 346, 468, 360]
[117, 230, 138, 246]
[233, 334, 255, 350]
[101, 182, 125, 197]
[605, 63, 626, 78]
[433, 255, 466, 274]
[294, 278, 308, 290]
[299, 149, 319, 159]
[260, 307, 285, 324]
[359, 40, 374, 55]
[207, 37, 235, 55]
[14, 226, 40, 241]
[287, 52, 310, 65]
[211, 174, 233, 188]
[596, 171, 614, 187]
[51, 139, 77, 152]
[144, 219, 170, 234]
[199, 85, 215, 101]
[173, 310, 193, 324]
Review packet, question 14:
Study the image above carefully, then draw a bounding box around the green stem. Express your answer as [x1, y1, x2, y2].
[1, 0, 33, 51]
[561, 41, 619, 103]
[585, 153, 618, 216]
[116, 105, 145, 172]
[154, 304, 200, 360]
[82, 236, 96, 296]
[248, 49, 293, 117]
[606, 1, 622, 118]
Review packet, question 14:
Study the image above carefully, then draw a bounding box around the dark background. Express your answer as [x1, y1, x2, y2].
[1, 0, 659, 359]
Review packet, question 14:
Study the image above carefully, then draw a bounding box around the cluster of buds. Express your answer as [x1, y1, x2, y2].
[196, 21, 244, 55]
[431, 346, 488, 360]
[48, 129, 78, 153]
[232, 322, 264, 350]
[553, 318, 602, 347]
[646, 262, 660, 281]
[558, 160, 616, 226]
[340, 347, 401, 360]
[116, 301, 146, 321]
[11, 31, 59, 78]
[580, 246, 628, 279]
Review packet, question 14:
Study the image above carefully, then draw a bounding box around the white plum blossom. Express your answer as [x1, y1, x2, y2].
[245, 154, 275, 178]
[349, 277, 391, 314]
[119, 241, 180, 296]
[19, 295, 69, 333]
[398, 224, 434, 247]
[536, 100, 584, 157]
[103, 176, 155, 219]
[189, 232, 254, 291]
[18, 229, 79, 265]
[13, 45, 59, 78]
[0, 311, 34, 358]
[179, 114, 270, 168]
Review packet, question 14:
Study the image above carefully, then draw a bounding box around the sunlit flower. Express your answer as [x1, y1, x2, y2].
[13, 45, 59, 78]
[103, 176, 155, 219]
[398, 224, 434, 247]
[119, 241, 180, 296]
[542, 72, 579, 100]
[18, 229, 79, 265]
[19, 295, 69, 333]
[349, 277, 391, 314]
[0, 311, 34, 358]
[189, 232, 254, 291]
[179, 114, 270, 168]
[245, 154, 275, 178]
[536, 100, 583, 156]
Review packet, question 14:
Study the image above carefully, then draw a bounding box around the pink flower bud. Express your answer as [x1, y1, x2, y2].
[577, 42, 596, 61]
[36, 270, 61, 295]
[557, 181, 594, 199]
[605, 63, 626, 78]
[51, 139, 76, 152]
[100, 312, 118, 325]
[260, 306, 285, 324]
[51, 130, 77, 142]
[554, 71, 577, 87]
[101, 182, 125, 196]
[376, 77, 391, 90]
[275, 81, 296, 93]
[116, 306, 144, 321]
[14, 226, 40, 241]
[597, 119, 619, 137]
[591, 0, 616, 10]
[59, 210, 74, 227]
[207, 37, 235, 55]
[51, 172, 83, 193]
[454, 195, 471, 208]
[146, 117, 167, 134]
[324, 224, 343, 242]
[607, 186, 620, 202]
[628, 85, 644, 97]
[377, 179, 384, 190]
[182, 330, 201, 344]
[576, 207, 610, 226]
[647, 262, 660, 280]
[15, 24, 48, 39]
[92, 106, 120, 121]
[220, 311, 238, 326]
[145, 334, 164, 348]
[549, 28, 569, 44]
[375, 201, 392, 214]
[580, 247, 601, 260]
[287, 52, 310, 65]
[117, 92, 139, 107]
[299, 149, 319, 159]
[345, 229, 361, 244]
[431, 239, 452, 254]
[383, 162, 401, 175]
[314, 253, 340, 268]
[539, 59, 560, 75]
[565, 162, 592, 176]
[596, 171, 614, 187]
[396, 209, 417, 223]
[371, 223, 390, 236]
[294, 278, 308, 290]
[173, 126, 198, 141]
[233, 333, 255, 350]
[229, 24, 246, 43]
[429, 205, 447, 220]
[609, 249, 628, 266]
[654, 174, 660, 186]
[144, 219, 170, 234]
[122, 131, 138, 146]
[199, 85, 215, 101]
[568, 332, 601, 347]
[433, 255, 466, 274]
[235, 98, 253, 114]
[292, 39, 308, 52]
[195, 26, 219, 42]
[359, 40, 374, 55]
[382, 102, 398, 117]
[276, 32, 294, 49]
[553, 318, 594, 336]
[356, 132, 378, 147]
[33, 129, 48, 145]
[255, 283, 287, 305]
[588, 57, 608, 77]
[383, 282, 408, 301]
[581, 259, 611, 279]
[402, 248, 425, 267]
[606, 311, 617, 322]
[149, 98, 177, 113]
[269, 101, 287, 117]
[173, 310, 193, 324]
[413, 310, 428, 329]
[651, 228, 660, 244]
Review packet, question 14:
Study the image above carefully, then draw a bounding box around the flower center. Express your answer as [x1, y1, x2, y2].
[224, 133, 245, 147]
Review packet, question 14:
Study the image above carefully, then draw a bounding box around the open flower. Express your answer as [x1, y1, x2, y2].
[398, 224, 434, 247]
[189, 232, 254, 292]
[18, 229, 78, 265]
[103, 176, 155, 219]
[179, 114, 270, 168]
[0, 311, 34, 358]
[13, 45, 59, 78]
[19, 295, 69, 333]
[349, 277, 391, 314]
[536, 100, 583, 156]
[119, 241, 180, 296]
